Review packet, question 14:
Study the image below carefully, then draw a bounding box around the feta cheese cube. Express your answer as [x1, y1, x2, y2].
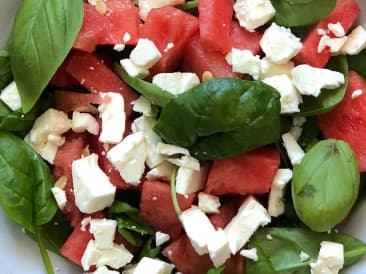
[207, 229, 231, 267]
[198, 192, 221, 214]
[282, 133, 305, 165]
[0, 81, 21, 111]
[24, 108, 71, 164]
[259, 57, 294, 80]
[260, 23, 303, 64]
[120, 59, 149, 78]
[146, 161, 175, 181]
[72, 111, 99, 135]
[51, 186, 67, 210]
[152, 72, 200, 95]
[341, 25, 366, 55]
[240, 248, 258, 262]
[234, 0, 275, 32]
[98, 92, 126, 144]
[310, 241, 344, 274]
[268, 169, 293, 217]
[263, 74, 303, 113]
[291, 65, 345, 97]
[89, 219, 117, 249]
[328, 22, 345, 37]
[133, 257, 174, 274]
[155, 231, 170, 246]
[130, 38, 161, 69]
[107, 132, 147, 185]
[299, 251, 310, 262]
[92, 266, 119, 274]
[156, 142, 190, 156]
[138, 0, 185, 21]
[168, 155, 200, 170]
[72, 154, 116, 213]
[225, 49, 261, 79]
[132, 96, 158, 117]
[224, 196, 271, 254]
[176, 165, 209, 195]
[179, 207, 216, 255]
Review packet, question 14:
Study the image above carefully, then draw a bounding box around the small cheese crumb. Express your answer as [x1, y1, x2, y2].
[341, 25, 366, 55]
[226, 49, 261, 79]
[240, 248, 258, 262]
[155, 231, 170, 246]
[352, 89, 363, 99]
[120, 59, 149, 79]
[299, 251, 310, 262]
[282, 133, 305, 165]
[0, 81, 21, 111]
[328, 22, 345, 38]
[266, 234, 273, 240]
[310, 241, 344, 274]
[268, 169, 293, 217]
[51, 187, 67, 210]
[123, 32, 131, 43]
[198, 192, 221, 214]
[130, 38, 161, 69]
[113, 44, 125, 52]
[81, 217, 92, 232]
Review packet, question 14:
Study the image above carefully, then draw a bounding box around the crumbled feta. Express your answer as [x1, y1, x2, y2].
[328, 22, 345, 38]
[132, 96, 158, 117]
[240, 248, 258, 262]
[107, 132, 147, 186]
[164, 42, 174, 53]
[98, 92, 125, 144]
[0, 81, 21, 111]
[291, 65, 345, 97]
[179, 207, 216, 255]
[263, 74, 303, 114]
[72, 111, 99, 135]
[352, 89, 363, 99]
[92, 266, 119, 274]
[299, 251, 310, 262]
[51, 186, 67, 210]
[293, 116, 306, 126]
[120, 59, 149, 78]
[310, 241, 344, 274]
[146, 161, 175, 181]
[24, 108, 71, 164]
[268, 169, 293, 217]
[289, 125, 303, 141]
[89, 219, 117, 249]
[207, 229, 231, 267]
[225, 49, 261, 79]
[341, 25, 366, 55]
[72, 154, 116, 213]
[266, 234, 273, 240]
[224, 196, 271, 255]
[138, 0, 185, 20]
[168, 155, 200, 170]
[152, 72, 200, 95]
[317, 34, 347, 54]
[282, 133, 305, 165]
[260, 23, 303, 64]
[234, 0, 275, 32]
[259, 57, 294, 80]
[317, 28, 328, 36]
[198, 192, 221, 214]
[176, 165, 208, 195]
[81, 217, 92, 231]
[130, 38, 161, 69]
[133, 257, 174, 274]
[156, 142, 190, 156]
[123, 32, 131, 43]
[155, 231, 170, 246]
[113, 44, 125, 52]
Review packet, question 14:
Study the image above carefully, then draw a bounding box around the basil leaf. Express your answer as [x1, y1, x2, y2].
[115, 64, 174, 107]
[138, 237, 162, 260]
[0, 51, 13, 90]
[0, 132, 57, 233]
[8, 0, 83, 113]
[297, 117, 320, 152]
[292, 140, 359, 232]
[154, 78, 281, 160]
[109, 201, 139, 215]
[271, 0, 336, 27]
[348, 50, 366, 80]
[247, 227, 366, 274]
[299, 55, 349, 116]
[207, 265, 225, 274]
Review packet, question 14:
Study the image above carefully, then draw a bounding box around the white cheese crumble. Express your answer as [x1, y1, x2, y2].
[120, 59, 149, 79]
[133, 257, 174, 274]
[198, 192, 221, 214]
[72, 111, 99, 135]
[328, 22, 345, 38]
[259, 57, 294, 80]
[51, 186, 67, 210]
[207, 229, 231, 267]
[352, 89, 363, 99]
[132, 96, 158, 117]
[155, 231, 170, 246]
[341, 25, 366, 55]
[310, 241, 344, 274]
[282, 133, 305, 165]
[89, 219, 117, 249]
[130, 38, 162, 69]
[299, 251, 310, 262]
[268, 169, 293, 217]
[152, 72, 200, 95]
[0, 81, 21, 111]
[240, 248, 258, 262]
[225, 49, 261, 79]
[146, 161, 175, 181]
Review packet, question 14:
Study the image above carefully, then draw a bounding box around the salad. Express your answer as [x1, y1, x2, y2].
[1, 0, 366, 273]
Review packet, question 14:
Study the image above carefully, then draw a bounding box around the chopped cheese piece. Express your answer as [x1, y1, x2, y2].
[240, 248, 258, 262]
[89, 219, 117, 249]
[207, 229, 231, 267]
[310, 241, 344, 274]
[282, 133, 305, 165]
[152, 72, 200, 95]
[176, 165, 208, 195]
[155, 231, 170, 246]
[72, 111, 99, 135]
[0, 81, 21, 111]
[198, 192, 221, 214]
[51, 186, 67, 210]
[341, 25, 366, 55]
[120, 59, 149, 79]
[133, 257, 174, 274]
[130, 38, 161, 69]
[268, 169, 293, 217]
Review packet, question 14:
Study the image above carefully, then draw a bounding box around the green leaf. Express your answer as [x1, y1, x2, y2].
[0, 131, 57, 233]
[247, 227, 366, 274]
[270, 0, 336, 27]
[138, 237, 162, 260]
[299, 55, 349, 116]
[207, 265, 225, 274]
[0, 51, 13, 90]
[177, 0, 199, 10]
[292, 140, 359, 232]
[115, 64, 174, 107]
[348, 50, 366, 80]
[109, 201, 140, 215]
[297, 117, 320, 152]
[154, 78, 281, 160]
[8, 0, 84, 113]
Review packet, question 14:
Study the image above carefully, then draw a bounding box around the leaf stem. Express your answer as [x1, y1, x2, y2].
[170, 166, 182, 215]
[35, 225, 55, 274]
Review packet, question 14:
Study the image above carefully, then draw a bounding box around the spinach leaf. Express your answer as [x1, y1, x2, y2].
[270, 0, 336, 27]
[299, 55, 349, 116]
[207, 265, 225, 274]
[297, 117, 320, 152]
[138, 237, 162, 260]
[115, 64, 174, 107]
[109, 201, 154, 247]
[154, 78, 281, 160]
[0, 51, 13, 90]
[247, 227, 366, 273]
[348, 50, 366, 80]
[292, 140, 359, 232]
[7, 0, 83, 113]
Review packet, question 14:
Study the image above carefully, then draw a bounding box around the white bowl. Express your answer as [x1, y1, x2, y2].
[0, 1, 366, 274]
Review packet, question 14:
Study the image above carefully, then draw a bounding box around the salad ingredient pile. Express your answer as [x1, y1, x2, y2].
[1, 0, 366, 273]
